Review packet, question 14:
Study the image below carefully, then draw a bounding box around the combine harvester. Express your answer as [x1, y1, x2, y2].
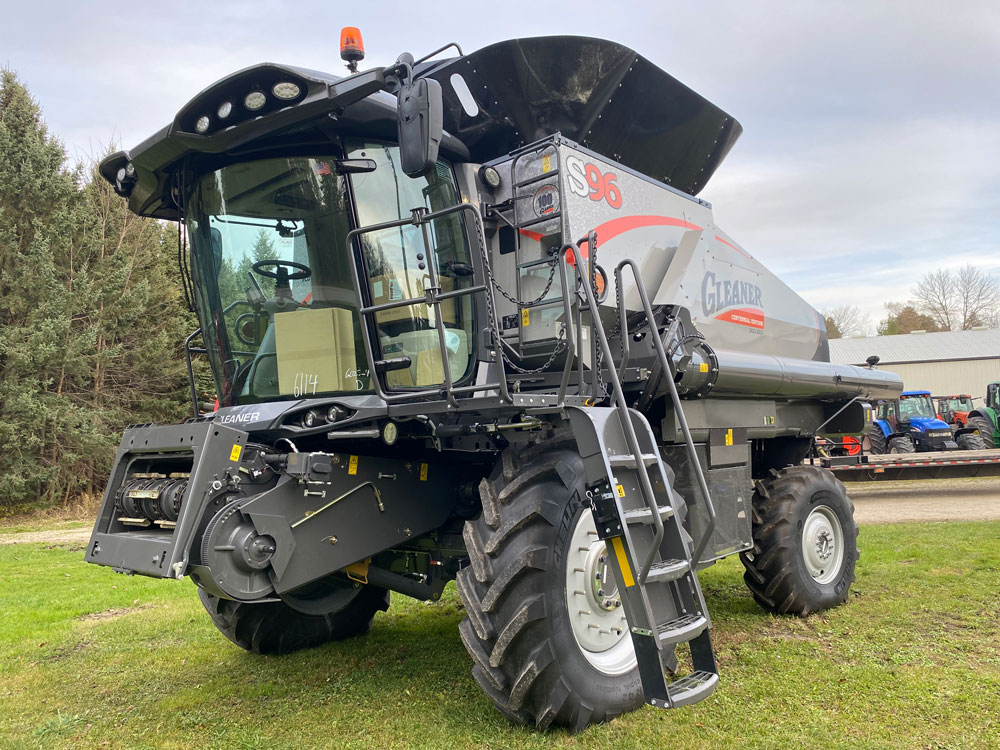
[85, 33, 902, 730]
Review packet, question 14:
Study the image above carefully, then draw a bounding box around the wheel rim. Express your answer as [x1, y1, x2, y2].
[564, 509, 635, 675]
[280, 577, 361, 615]
[801, 505, 845, 585]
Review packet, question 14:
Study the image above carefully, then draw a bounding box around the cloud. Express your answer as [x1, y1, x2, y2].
[3, 0, 998, 325]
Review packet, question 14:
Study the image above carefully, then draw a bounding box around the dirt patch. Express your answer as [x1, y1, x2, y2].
[77, 605, 150, 623]
[850, 479, 1000, 525]
[0, 528, 92, 546]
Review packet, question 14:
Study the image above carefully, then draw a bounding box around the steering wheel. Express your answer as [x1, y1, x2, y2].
[252, 260, 311, 282]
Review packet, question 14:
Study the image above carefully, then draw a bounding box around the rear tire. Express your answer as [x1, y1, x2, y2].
[456, 437, 643, 732]
[969, 416, 996, 449]
[867, 424, 888, 454]
[957, 431, 986, 451]
[198, 583, 389, 655]
[888, 436, 915, 453]
[740, 465, 858, 616]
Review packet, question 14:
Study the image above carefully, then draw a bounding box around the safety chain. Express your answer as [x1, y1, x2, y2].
[470, 209, 567, 376]
[490, 254, 559, 308]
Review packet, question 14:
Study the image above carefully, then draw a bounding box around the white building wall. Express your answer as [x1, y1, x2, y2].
[877, 358, 1000, 397]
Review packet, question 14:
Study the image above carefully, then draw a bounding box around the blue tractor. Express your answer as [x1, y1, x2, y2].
[868, 390, 966, 454]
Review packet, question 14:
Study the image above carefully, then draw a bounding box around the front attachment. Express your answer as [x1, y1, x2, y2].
[85, 422, 251, 579]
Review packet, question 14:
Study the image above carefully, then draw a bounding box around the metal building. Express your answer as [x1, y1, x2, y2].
[829, 328, 1000, 398]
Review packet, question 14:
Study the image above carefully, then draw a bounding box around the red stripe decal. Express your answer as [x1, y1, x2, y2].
[523, 215, 699, 249]
[715, 307, 765, 329]
[592, 215, 701, 243]
[715, 234, 753, 260]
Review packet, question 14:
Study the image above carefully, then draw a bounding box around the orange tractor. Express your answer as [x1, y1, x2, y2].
[935, 394, 974, 429]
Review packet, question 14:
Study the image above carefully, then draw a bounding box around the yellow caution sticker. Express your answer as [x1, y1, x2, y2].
[542, 154, 552, 173]
[521, 308, 530, 327]
[725, 428, 734, 446]
[616, 484, 626, 498]
[348, 455, 359, 475]
[700, 362, 709, 373]
[610, 536, 635, 588]
[419, 463, 429, 481]
[229, 444, 242, 462]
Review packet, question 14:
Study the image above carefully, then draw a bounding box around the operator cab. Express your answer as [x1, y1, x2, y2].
[185, 144, 477, 407]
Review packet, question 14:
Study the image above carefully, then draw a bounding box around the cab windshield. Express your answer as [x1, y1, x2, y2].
[898, 394, 936, 420]
[185, 147, 475, 406]
[945, 396, 974, 411]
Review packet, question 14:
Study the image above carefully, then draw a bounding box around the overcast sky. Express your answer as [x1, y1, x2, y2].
[3, 0, 998, 331]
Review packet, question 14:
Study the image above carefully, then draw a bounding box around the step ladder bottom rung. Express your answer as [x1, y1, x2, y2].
[608, 453, 659, 468]
[664, 671, 719, 708]
[623, 505, 674, 524]
[646, 558, 689, 583]
[656, 614, 708, 645]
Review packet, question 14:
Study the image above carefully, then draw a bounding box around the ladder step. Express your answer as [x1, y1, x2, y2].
[623, 504, 674, 524]
[666, 670, 719, 708]
[656, 613, 708, 645]
[646, 558, 689, 584]
[608, 453, 659, 468]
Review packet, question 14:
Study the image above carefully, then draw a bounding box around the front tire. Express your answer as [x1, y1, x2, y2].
[198, 582, 389, 655]
[888, 436, 915, 453]
[456, 438, 643, 731]
[740, 465, 858, 615]
[957, 431, 986, 451]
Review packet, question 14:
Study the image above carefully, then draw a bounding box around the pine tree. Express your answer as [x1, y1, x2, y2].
[0, 70, 88, 506]
[0, 71, 195, 509]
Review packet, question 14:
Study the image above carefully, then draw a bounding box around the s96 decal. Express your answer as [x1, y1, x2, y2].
[566, 155, 622, 209]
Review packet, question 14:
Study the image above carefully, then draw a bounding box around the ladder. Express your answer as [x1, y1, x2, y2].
[565, 245, 720, 709]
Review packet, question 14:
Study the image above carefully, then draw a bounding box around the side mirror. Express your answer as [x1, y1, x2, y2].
[397, 76, 443, 178]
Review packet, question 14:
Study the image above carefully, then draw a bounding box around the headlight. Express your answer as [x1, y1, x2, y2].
[244, 91, 266, 111]
[479, 165, 502, 188]
[194, 115, 210, 133]
[217, 101, 233, 119]
[272, 82, 301, 100]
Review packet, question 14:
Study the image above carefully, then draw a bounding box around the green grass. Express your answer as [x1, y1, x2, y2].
[1, 523, 999, 749]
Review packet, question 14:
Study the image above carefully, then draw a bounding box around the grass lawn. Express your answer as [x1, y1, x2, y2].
[1, 521, 998, 749]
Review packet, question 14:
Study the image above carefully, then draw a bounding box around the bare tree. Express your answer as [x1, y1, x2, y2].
[955, 264, 1000, 329]
[913, 268, 955, 330]
[913, 264, 1000, 330]
[822, 304, 869, 338]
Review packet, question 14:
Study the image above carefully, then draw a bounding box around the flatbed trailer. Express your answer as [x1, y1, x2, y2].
[817, 449, 1000, 481]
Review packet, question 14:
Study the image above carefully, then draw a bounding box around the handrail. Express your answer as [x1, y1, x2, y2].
[184, 328, 205, 418]
[347, 202, 511, 406]
[563, 243, 664, 585]
[614, 260, 718, 567]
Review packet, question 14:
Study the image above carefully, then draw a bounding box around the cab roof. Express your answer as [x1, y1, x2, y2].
[901, 390, 932, 397]
[100, 36, 742, 221]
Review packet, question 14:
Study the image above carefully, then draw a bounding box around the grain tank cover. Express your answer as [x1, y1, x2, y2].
[420, 36, 743, 195]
